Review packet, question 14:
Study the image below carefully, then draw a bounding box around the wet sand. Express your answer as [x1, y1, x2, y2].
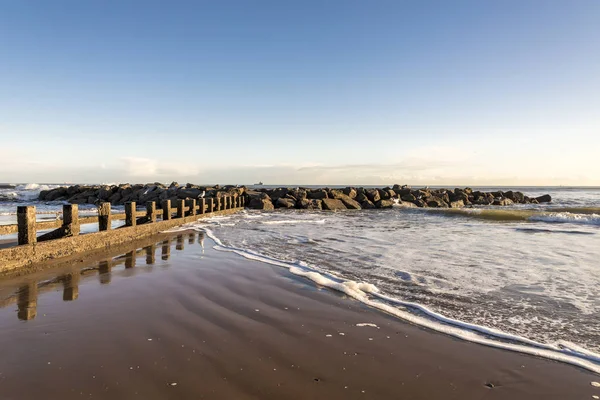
[0, 232, 597, 399]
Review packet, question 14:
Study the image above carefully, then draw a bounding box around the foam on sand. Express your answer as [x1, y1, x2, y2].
[162, 220, 600, 374]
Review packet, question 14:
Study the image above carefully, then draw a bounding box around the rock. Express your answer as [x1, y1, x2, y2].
[270, 188, 288, 201]
[290, 189, 307, 201]
[355, 192, 368, 203]
[450, 200, 465, 208]
[46, 187, 68, 201]
[329, 189, 345, 199]
[377, 189, 391, 200]
[321, 198, 347, 211]
[275, 198, 295, 209]
[493, 198, 513, 206]
[536, 194, 552, 203]
[504, 190, 524, 203]
[343, 187, 357, 199]
[98, 186, 113, 201]
[298, 199, 322, 210]
[249, 194, 275, 210]
[376, 199, 395, 208]
[366, 189, 380, 203]
[177, 188, 203, 199]
[360, 200, 376, 209]
[401, 194, 416, 202]
[426, 197, 449, 208]
[109, 192, 122, 204]
[307, 189, 328, 200]
[339, 195, 362, 210]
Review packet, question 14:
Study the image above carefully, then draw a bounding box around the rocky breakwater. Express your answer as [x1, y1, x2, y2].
[39, 182, 246, 206]
[244, 185, 552, 210]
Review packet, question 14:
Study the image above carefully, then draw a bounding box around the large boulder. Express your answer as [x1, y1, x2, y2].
[307, 189, 328, 200]
[343, 187, 357, 199]
[493, 198, 514, 206]
[361, 200, 376, 209]
[366, 189, 380, 203]
[426, 197, 449, 208]
[449, 200, 465, 208]
[376, 199, 395, 208]
[298, 199, 322, 210]
[321, 198, 347, 211]
[536, 194, 552, 203]
[401, 193, 416, 202]
[269, 188, 288, 201]
[275, 197, 295, 209]
[339, 195, 362, 210]
[248, 193, 275, 210]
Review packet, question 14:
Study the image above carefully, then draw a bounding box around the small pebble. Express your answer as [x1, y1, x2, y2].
[170, 382, 177, 386]
[592, 395, 599, 399]
[325, 334, 332, 337]
[593, 382, 600, 387]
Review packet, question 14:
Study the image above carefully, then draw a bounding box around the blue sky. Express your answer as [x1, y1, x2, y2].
[1, 0, 599, 185]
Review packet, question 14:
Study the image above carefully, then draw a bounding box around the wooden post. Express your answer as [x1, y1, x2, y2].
[98, 202, 111, 231]
[146, 201, 156, 223]
[241, 196, 245, 207]
[17, 206, 36, 245]
[187, 199, 197, 216]
[125, 201, 136, 227]
[199, 198, 206, 215]
[63, 204, 80, 235]
[162, 200, 171, 220]
[177, 199, 185, 218]
[216, 197, 222, 212]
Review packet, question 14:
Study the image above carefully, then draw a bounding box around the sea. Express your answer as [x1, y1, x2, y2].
[2, 183, 600, 372]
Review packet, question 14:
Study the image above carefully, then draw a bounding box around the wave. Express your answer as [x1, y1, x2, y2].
[529, 212, 600, 226]
[161, 221, 600, 374]
[427, 208, 600, 226]
[260, 219, 326, 225]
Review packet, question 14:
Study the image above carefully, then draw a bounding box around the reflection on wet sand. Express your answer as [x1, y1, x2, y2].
[2, 231, 205, 321]
[17, 283, 37, 321]
[161, 238, 171, 260]
[62, 273, 79, 301]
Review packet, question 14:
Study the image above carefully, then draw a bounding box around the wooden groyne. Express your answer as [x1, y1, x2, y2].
[0, 196, 245, 275]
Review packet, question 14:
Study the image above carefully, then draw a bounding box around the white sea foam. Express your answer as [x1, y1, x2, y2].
[184, 225, 600, 374]
[529, 212, 600, 226]
[260, 219, 326, 225]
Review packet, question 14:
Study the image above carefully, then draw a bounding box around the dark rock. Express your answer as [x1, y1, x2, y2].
[177, 188, 203, 199]
[401, 194, 416, 202]
[343, 187, 357, 199]
[536, 194, 552, 203]
[366, 189, 380, 203]
[307, 189, 328, 200]
[355, 192, 368, 203]
[360, 200, 376, 209]
[426, 197, 449, 208]
[377, 189, 391, 200]
[321, 198, 347, 211]
[298, 199, 322, 210]
[249, 193, 275, 210]
[275, 198, 295, 209]
[338, 195, 361, 210]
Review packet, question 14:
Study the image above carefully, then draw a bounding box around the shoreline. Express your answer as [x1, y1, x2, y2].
[0, 233, 597, 399]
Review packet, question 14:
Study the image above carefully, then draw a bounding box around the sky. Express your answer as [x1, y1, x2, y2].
[1, 0, 599, 186]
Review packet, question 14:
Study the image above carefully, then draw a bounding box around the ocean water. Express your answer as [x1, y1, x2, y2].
[167, 187, 600, 372]
[2, 184, 600, 371]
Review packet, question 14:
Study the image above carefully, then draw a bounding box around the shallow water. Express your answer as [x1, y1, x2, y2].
[192, 188, 600, 360]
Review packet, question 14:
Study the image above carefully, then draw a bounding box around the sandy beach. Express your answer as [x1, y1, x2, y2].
[0, 231, 597, 399]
